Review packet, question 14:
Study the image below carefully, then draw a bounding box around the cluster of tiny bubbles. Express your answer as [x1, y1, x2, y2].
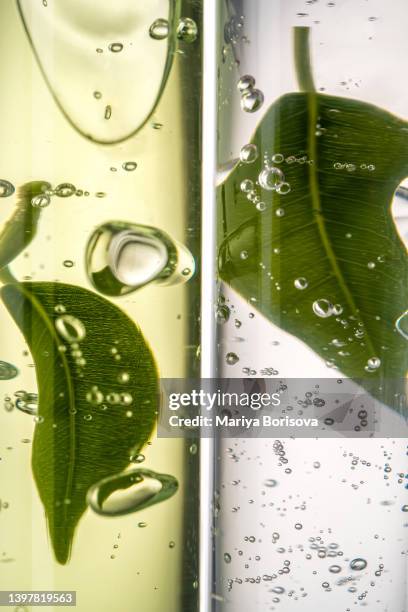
[55, 314, 86, 344]
[149, 18, 169, 40]
[273, 439, 289, 468]
[0, 360, 18, 381]
[395, 310, 408, 340]
[0, 179, 15, 198]
[226, 352, 239, 365]
[14, 391, 38, 416]
[333, 161, 375, 172]
[260, 367, 279, 376]
[86, 468, 178, 517]
[177, 18, 198, 43]
[365, 357, 381, 372]
[68, 341, 86, 371]
[239, 143, 258, 164]
[237, 74, 264, 113]
[108, 42, 124, 53]
[294, 277, 308, 290]
[312, 299, 334, 318]
[122, 161, 137, 172]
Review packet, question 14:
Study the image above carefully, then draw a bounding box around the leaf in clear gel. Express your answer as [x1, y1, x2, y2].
[1, 281, 158, 564]
[218, 93, 408, 411]
[0, 181, 50, 269]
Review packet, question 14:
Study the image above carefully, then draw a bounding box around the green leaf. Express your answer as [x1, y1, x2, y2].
[0, 182, 50, 269]
[1, 282, 158, 564]
[218, 91, 408, 411]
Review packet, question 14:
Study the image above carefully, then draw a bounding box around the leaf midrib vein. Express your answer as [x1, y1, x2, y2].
[306, 91, 377, 359]
[20, 284, 77, 525]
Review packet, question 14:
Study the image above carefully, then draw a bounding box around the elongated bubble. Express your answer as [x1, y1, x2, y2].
[17, 0, 176, 143]
[86, 468, 178, 516]
[0, 361, 19, 380]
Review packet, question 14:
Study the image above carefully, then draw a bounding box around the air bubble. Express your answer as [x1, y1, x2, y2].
[216, 305, 230, 324]
[395, 311, 408, 339]
[237, 75, 255, 92]
[241, 89, 264, 113]
[87, 468, 178, 517]
[177, 18, 198, 43]
[226, 352, 239, 365]
[294, 277, 308, 290]
[366, 357, 381, 371]
[55, 315, 86, 344]
[240, 179, 254, 193]
[240, 144, 258, 164]
[0, 180, 15, 198]
[272, 154, 284, 164]
[31, 194, 50, 208]
[0, 361, 18, 381]
[149, 19, 169, 40]
[312, 299, 333, 318]
[109, 43, 124, 53]
[259, 167, 284, 191]
[55, 183, 76, 197]
[350, 558, 367, 571]
[277, 182, 291, 195]
[264, 478, 278, 488]
[86, 222, 195, 296]
[122, 161, 137, 172]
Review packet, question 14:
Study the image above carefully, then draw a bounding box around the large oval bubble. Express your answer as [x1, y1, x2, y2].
[86, 221, 195, 296]
[86, 468, 178, 516]
[17, 0, 179, 143]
